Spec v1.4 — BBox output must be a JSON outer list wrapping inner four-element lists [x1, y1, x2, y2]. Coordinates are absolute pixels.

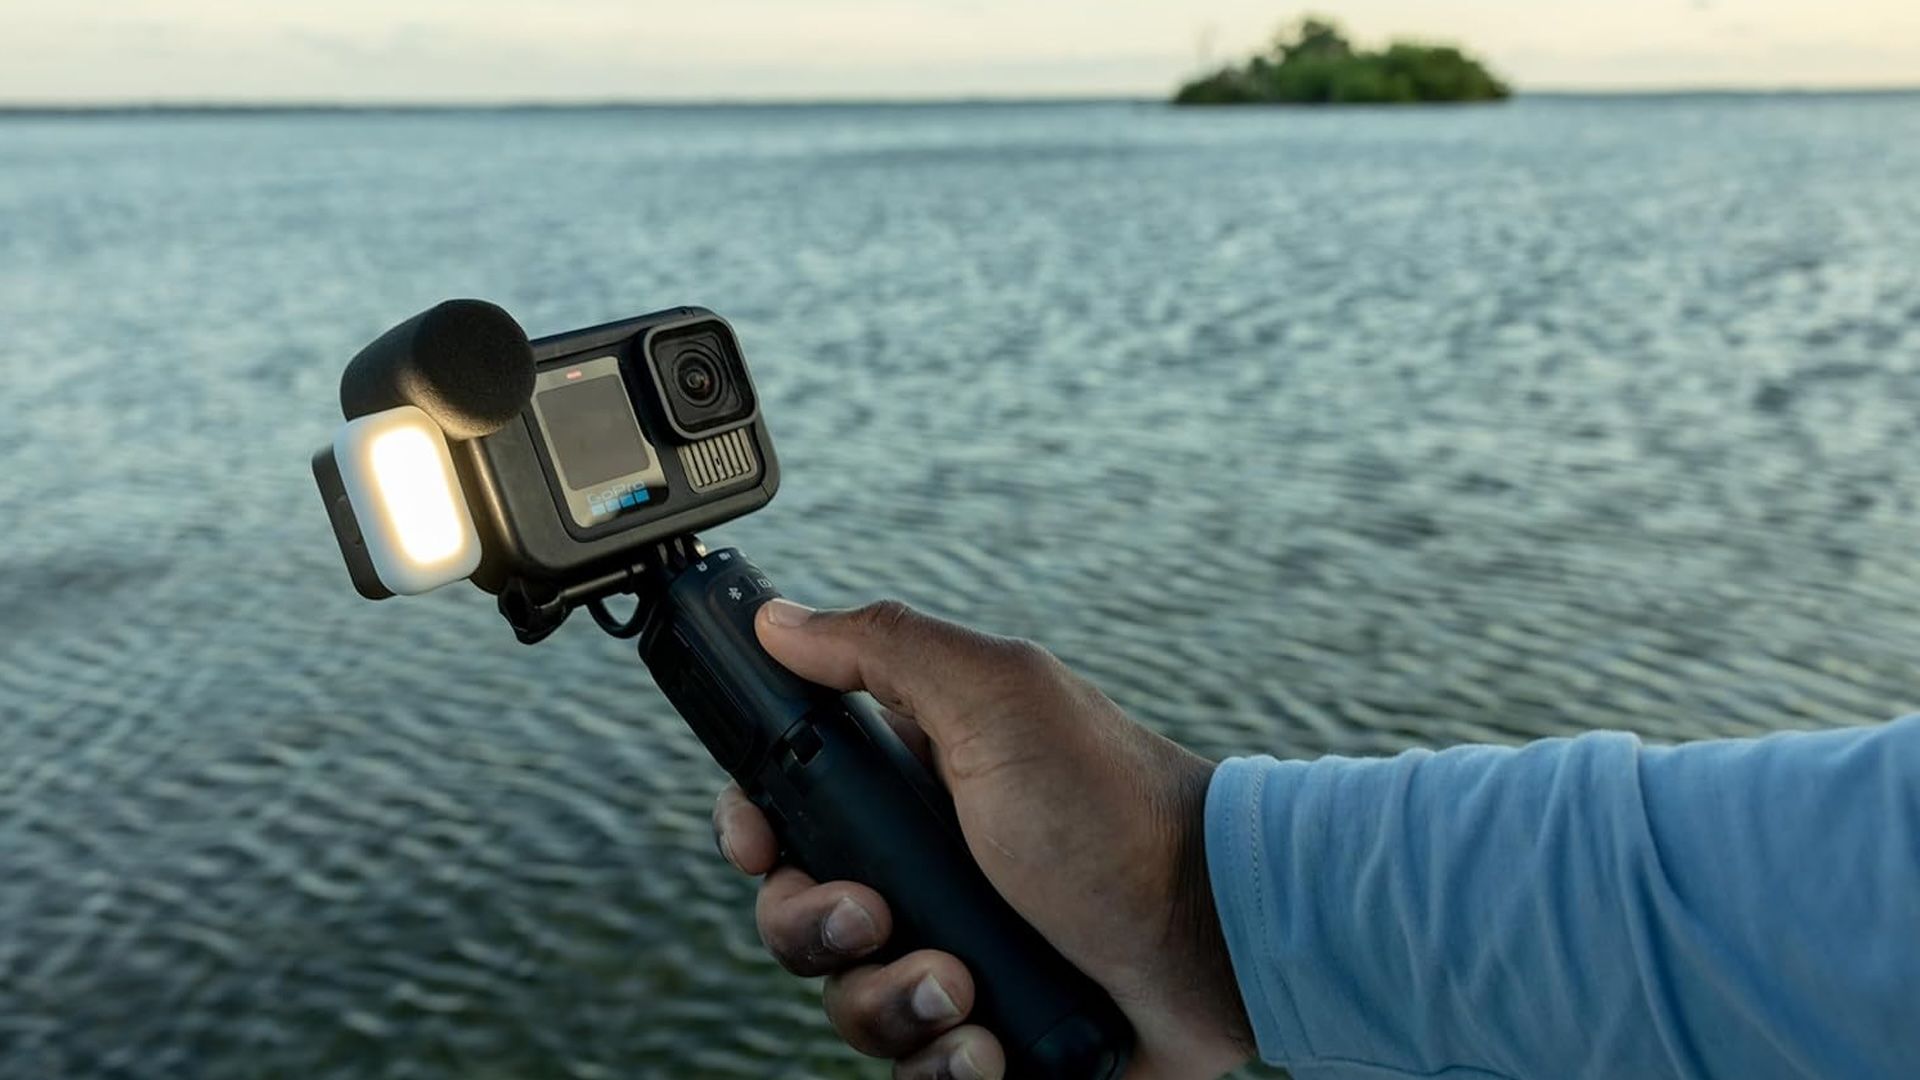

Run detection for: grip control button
[[721, 574, 765, 605], [787, 724, 824, 766], [718, 568, 780, 608]]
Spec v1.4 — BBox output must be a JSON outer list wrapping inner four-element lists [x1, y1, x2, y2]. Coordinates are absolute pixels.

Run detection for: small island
[[1175, 16, 1511, 106]]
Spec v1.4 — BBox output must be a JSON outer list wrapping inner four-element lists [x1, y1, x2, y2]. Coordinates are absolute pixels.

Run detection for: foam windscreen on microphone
[[340, 299, 536, 440]]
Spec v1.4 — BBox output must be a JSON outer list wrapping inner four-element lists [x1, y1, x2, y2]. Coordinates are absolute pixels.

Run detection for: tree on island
[[1175, 15, 1511, 105]]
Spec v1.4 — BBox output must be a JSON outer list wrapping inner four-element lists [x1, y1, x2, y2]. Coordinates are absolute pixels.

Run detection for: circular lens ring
[[675, 350, 723, 406]]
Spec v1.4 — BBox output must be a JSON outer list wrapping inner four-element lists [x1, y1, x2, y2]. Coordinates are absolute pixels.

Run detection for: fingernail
[[910, 973, 961, 1024], [948, 1043, 985, 1080], [760, 599, 815, 628], [713, 815, 738, 869], [821, 896, 877, 952]]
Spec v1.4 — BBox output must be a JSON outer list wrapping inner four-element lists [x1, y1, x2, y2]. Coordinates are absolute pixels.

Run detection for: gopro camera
[[460, 309, 777, 611], [312, 301, 1133, 1079], [314, 303, 780, 639]]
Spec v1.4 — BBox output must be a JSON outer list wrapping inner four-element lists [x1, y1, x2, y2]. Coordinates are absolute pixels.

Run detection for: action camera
[[314, 302, 781, 635], [312, 301, 1132, 1079], [456, 307, 776, 601]]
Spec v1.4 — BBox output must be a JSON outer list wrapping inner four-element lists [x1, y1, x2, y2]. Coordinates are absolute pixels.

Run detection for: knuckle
[[824, 972, 917, 1057], [753, 911, 801, 969], [755, 902, 819, 975], [852, 599, 917, 638], [985, 635, 1060, 682], [755, 876, 890, 976], [822, 973, 884, 1053], [975, 634, 1067, 691], [760, 922, 830, 975]]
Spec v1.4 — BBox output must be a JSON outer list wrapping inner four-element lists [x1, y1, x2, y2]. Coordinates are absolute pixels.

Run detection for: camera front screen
[[529, 355, 668, 530], [539, 375, 650, 489]]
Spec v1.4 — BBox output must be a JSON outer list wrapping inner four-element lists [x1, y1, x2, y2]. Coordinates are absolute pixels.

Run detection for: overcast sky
[[5, 0, 1918, 104]]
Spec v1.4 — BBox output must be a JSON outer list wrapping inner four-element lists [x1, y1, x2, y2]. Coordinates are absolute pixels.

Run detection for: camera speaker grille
[[677, 428, 759, 492]]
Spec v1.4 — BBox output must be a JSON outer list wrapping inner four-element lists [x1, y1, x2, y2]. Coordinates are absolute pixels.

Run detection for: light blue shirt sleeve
[[1204, 717, 1920, 1080]]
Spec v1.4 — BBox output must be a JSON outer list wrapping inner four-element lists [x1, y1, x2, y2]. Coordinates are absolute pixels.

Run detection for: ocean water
[[2, 95, 1919, 1078]]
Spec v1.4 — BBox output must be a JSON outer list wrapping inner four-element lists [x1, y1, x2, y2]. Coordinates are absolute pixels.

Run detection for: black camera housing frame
[[454, 306, 780, 600]]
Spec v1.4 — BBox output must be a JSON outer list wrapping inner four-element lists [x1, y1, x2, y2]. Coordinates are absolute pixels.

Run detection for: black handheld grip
[[638, 550, 1133, 1079]]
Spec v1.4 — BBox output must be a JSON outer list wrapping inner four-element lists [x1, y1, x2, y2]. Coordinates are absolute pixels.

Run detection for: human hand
[[711, 599, 1254, 1079]]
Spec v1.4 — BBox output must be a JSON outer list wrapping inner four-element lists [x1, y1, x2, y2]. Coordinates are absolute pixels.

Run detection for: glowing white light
[[333, 406, 481, 595], [369, 426, 466, 565]]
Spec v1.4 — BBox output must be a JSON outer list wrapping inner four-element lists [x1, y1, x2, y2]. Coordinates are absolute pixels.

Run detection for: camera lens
[[647, 321, 756, 438], [676, 352, 721, 406]]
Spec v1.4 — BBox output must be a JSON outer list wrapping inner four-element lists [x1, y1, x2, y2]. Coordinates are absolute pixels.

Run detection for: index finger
[[754, 600, 1036, 744]]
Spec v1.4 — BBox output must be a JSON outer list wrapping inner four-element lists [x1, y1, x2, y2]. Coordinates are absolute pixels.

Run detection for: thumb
[[754, 598, 1034, 742]]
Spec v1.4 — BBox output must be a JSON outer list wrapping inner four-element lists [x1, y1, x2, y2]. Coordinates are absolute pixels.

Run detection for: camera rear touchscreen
[[529, 354, 667, 529]]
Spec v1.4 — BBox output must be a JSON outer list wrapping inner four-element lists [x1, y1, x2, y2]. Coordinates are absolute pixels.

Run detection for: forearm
[[1205, 717, 1920, 1080]]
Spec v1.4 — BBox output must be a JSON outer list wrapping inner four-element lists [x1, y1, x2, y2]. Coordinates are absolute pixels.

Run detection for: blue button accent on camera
[[619, 493, 637, 508], [632, 488, 652, 504]]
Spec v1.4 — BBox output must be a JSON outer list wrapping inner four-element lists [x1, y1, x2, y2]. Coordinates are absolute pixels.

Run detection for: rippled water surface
[[3, 96, 1920, 1078]]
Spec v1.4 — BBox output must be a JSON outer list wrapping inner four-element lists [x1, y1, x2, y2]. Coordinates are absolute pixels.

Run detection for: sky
[[4, 0, 1918, 105]]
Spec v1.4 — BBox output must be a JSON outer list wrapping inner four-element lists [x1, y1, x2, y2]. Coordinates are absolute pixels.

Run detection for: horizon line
[[3, 86, 1919, 115]]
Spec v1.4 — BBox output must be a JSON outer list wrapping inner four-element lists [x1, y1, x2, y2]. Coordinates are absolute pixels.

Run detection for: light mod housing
[[313, 406, 482, 598]]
